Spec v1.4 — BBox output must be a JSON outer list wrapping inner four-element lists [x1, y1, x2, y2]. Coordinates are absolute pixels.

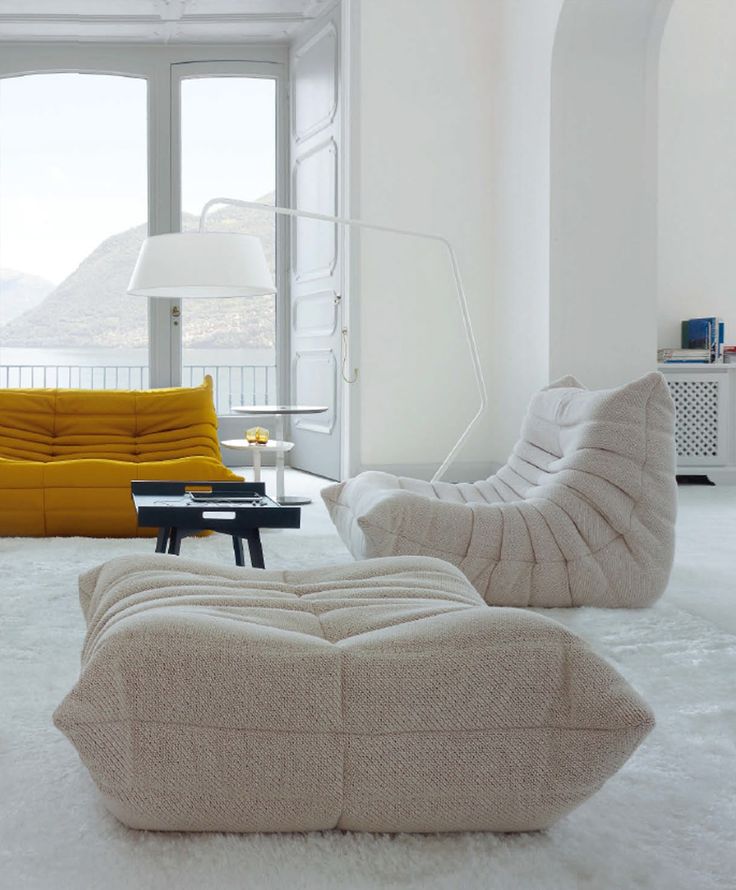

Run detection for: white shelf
[[657, 363, 736, 370]]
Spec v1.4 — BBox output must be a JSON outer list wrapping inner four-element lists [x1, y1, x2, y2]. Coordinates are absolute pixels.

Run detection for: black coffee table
[[131, 481, 301, 568]]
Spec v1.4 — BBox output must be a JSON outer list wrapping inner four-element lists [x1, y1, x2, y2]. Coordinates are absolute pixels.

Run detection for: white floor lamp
[[128, 199, 487, 483]]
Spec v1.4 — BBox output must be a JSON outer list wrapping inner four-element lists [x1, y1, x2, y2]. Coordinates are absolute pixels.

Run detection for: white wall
[[549, 0, 670, 390], [658, 0, 736, 350], [487, 0, 564, 462], [348, 0, 562, 477], [347, 0, 677, 479]]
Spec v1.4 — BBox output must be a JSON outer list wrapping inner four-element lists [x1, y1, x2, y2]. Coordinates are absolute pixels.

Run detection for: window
[[179, 74, 277, 410], [0, 73, 148, 388], [0, 48, 287, 411]]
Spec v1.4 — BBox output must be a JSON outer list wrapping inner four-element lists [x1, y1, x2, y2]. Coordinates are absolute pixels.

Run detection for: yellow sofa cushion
[[0, 377, 224, 462], [0, 378, 242, 537]]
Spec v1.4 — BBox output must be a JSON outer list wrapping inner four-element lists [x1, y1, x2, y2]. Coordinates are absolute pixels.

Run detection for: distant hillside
[[0, 197, 276, 349], [0, 268, 55, 326]]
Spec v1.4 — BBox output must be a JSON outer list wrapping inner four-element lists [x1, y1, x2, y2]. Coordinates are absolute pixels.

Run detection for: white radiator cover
[[659, 364, 736, 481]]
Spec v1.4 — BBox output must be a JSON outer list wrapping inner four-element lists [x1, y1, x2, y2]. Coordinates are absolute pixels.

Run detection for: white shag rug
[[1, 480, 735, 890]]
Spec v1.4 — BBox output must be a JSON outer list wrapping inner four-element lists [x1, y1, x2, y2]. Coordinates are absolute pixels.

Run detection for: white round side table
[[220, 439, 295, 498], [231, 405, 328, 505]]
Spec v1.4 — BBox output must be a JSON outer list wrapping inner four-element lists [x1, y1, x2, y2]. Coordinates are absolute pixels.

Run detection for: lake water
[[0, 346, 276, 367], [0, 346, 277, 411]]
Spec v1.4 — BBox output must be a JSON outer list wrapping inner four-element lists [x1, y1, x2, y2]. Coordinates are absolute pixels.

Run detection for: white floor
[[1, 474, 735, 890]]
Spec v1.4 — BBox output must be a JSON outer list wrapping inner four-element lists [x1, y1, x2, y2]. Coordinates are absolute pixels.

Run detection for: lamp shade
[[127, 232, 275, 298]]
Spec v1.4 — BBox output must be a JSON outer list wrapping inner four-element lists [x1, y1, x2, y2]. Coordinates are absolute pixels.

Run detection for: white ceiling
[[0, 0, 335, 43]]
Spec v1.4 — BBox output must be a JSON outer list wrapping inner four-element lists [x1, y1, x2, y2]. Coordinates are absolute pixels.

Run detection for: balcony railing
[[0, 364, 277, 414]]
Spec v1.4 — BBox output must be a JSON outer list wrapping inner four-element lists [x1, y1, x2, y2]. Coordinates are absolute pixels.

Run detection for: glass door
[[173, 61, 286, 414], [0, 72, 148, 389], [0, 49, 288, 405]]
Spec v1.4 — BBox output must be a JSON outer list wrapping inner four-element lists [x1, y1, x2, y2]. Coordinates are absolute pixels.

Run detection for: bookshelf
[[658, 363, 736, 482]]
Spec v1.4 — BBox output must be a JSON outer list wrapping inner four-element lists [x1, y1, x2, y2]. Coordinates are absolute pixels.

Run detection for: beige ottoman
[[54, 554, 653, 833]]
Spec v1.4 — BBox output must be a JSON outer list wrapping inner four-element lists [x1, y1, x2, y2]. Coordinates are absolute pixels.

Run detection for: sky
[[0, 72, 275, 284]]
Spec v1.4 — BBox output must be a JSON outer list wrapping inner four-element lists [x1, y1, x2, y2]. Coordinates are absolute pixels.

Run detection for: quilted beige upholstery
[[323, 373, 677, 608], [54, 554, 654, 833]]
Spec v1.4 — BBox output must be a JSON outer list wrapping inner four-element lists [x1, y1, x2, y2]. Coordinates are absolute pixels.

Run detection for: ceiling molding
[[0, 13, 313, 25], [0, 1, 335, 41]]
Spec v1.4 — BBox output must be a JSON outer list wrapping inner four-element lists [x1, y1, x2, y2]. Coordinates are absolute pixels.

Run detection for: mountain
[[0, 268, 55, 326], [0, 197, 276, 349]]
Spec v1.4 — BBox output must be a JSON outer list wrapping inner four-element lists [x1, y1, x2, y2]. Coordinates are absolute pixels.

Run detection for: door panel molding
[[292, 20, 338, 143], [292, 289, 339, 337], [292, 136, 338, 282], [292, 348, 337, 434]]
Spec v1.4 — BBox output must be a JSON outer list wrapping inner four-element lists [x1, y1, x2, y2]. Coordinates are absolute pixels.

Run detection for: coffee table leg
[[167, 527, 182, 556], [232, 535, 245, 567], [155, 527, 170, 553], [244, 529, 265, 569]]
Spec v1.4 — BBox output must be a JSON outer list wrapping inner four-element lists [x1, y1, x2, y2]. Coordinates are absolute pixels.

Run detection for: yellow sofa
[[0, 376, 241, 537]]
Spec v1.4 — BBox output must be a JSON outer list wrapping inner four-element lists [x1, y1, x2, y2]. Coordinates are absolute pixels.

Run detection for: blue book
[[681, 317, 725, 361]]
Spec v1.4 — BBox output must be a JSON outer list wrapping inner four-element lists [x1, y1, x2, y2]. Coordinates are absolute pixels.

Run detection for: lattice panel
[[666, 379, 720, 459]]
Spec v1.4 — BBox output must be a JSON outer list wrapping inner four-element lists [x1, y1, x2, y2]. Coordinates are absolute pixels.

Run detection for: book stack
[[681, 316, 725, 362], [658, 316, 726, 364], [658, 347, 711, 364]]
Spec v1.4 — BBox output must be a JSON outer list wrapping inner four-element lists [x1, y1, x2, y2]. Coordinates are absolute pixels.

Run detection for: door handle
[[341, 327, 358, 384]]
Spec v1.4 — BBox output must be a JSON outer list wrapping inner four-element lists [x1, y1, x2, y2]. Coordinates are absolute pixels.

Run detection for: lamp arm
[[199, 197, 487, 483]]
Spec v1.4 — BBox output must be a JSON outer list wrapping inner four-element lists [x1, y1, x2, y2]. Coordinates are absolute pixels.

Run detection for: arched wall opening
[[549, 0, 673, 389], [657, 0, 736, 353], [346, 0, 685, 476]]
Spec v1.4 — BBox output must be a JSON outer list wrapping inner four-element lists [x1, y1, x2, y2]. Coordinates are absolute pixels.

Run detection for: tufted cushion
[[54, 554, 654, 834], [0, 377, 222, 463], [322, 372, 677, 608]]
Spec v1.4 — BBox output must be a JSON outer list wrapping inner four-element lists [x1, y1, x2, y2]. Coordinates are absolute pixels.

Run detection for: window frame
[[171, 59, 288, 403], [0, 43, 289, 398]]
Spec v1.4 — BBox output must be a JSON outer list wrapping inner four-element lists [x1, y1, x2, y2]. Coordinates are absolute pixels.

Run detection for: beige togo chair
[[323, 372, 677, 608]]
